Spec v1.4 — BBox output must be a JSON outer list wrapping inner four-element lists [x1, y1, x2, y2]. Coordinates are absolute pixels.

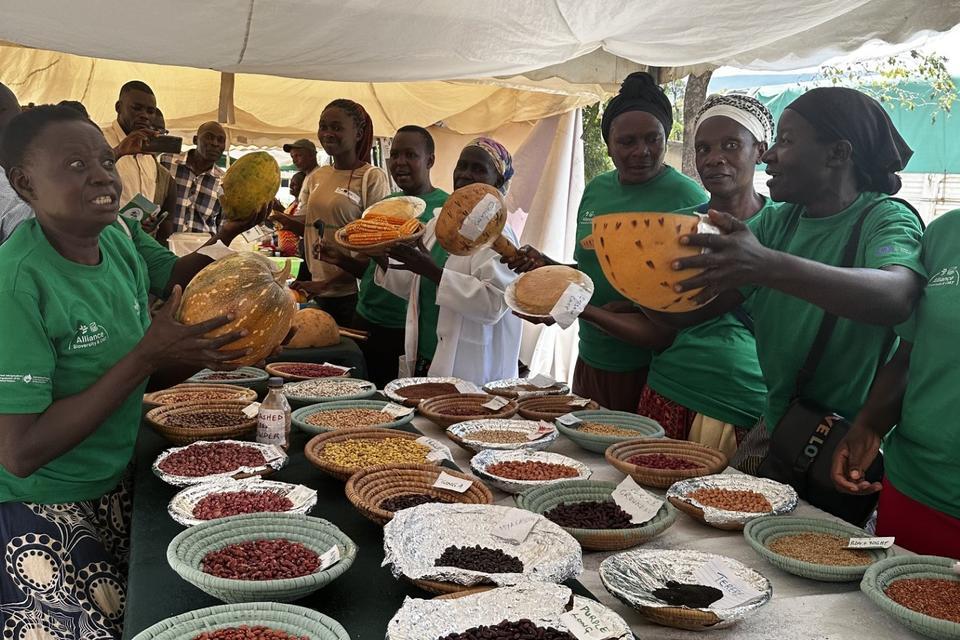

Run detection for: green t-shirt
[[417, 240, 450, 361], [574, 167, 705, 372], [355, 188, 449, 329], [646, 199, 777, 427], [0, 217, 176, 503], [747, 192, 924, 431], [885, 209, 960, 518]]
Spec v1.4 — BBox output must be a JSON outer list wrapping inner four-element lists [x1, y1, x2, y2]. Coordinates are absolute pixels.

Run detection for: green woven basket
[[130, 602, 349, 640], [167, 512, 357, 604], [555, 410, 664, 453], [292, 400, 415, 434], [187, 367, 270, 391], [744, 515, 893, 582], [861, 555, 960, 640], [515, 479, 676, 551], [282, 377, 378, 408]]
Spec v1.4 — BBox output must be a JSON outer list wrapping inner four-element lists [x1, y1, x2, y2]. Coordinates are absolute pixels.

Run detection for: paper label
[[527, 373, 556, 388], [527, 421, 556, 440], [550, 282, 592, 329], [321, 362, 352, 374], [256, 408, 287, 445], [174, 494, 195, 516], [381, 402, 415, 418], [556, 413, 582, 426], [692, 558, 765, 609], [285, 485, 315, 505], [416, 436, 450, 462], [455, 381, 480, 394], [559, 602, 616, 640], [492, 509, 540, 544], [482, 395, 510, 410], [611, 476, 663, 525], [432, 471, 473, 493], [318, 545, 341, 571], [240, 225, 272, 244], [569, 396, 591, 407], [846, 537, 895, 549], [196, 240, 235, 260], [242, 402, 261, 418], [262, 445, 286, 464], [459, 193, 502, 241]]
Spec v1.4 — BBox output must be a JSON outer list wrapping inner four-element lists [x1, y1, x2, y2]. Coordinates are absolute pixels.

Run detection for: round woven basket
[[143, 384, 257, 409], [129, 602, 349, 640], [446, 419, 557, 453], [418, 393, 518, 428], [517, 395, 599, 421], [605, 438, 728, 488], [167, 512, 357, 604], [186, 367, 270, 390], [861, 555, 960, 640], [344, 463, 493, 525], [282, 376, 378, 408], [666, 474, 797, 531], [265, 361, 352, 382], [557, 411, 664, 453], [145, 400, 257, 446], [304, 428, 446, 481], [744, 515, 893, 582], [292, 400, 415, 435], [334, 221, 426, 256], [516, 480, 676, 551]]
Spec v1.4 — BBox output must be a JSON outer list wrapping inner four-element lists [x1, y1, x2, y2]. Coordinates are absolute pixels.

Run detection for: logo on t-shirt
[[69, 321, 109, 351], [0, 373, 51, 385], [580, 210, 596, 225], [928, 266, 959, 287]]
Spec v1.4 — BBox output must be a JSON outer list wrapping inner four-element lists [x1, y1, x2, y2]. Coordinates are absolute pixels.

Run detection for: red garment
[[638, 384, 696, 440], [876, 477, 960, 559]]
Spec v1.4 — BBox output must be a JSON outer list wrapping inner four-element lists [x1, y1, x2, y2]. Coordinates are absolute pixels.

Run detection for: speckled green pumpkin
[[219, 152, 281, 221]]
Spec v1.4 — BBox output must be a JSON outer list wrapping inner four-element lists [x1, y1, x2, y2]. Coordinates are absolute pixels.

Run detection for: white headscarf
[[694, 94, 774, 144]]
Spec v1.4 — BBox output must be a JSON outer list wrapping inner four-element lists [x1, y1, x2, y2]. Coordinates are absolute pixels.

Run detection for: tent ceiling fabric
[[2, 1, 958, 82]]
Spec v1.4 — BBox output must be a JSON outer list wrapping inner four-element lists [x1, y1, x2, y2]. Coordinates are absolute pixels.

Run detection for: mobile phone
[[142, 134, 183, 154], [313, 220, 325, 236]]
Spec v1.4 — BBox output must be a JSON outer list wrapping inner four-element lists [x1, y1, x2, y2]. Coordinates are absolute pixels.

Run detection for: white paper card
[[492, 509, 540, 544], [846, 537, 895, 549], [381, 402, 415, 418], [262, 445, 286, 464], [527, 373, 556, 388], [286, 485, 315, 505], [556, 413, 582, 426], [692, 558, 765, 609], [318, 545, 341, 571], [482, 395, 510, 410], [241, 402, 261, 419], [455, 381, 480, 394], [321, 362, 352, 374], [417, 436, 450, 462], [569, 396, 591, 407], [527, 421, 556, 440], [197, 240, 235, 260], [559, 602, 617, 640], [459, 193, 502, 241], [549, 282, 592, 329], [432, 471, 473, 493], [611, 476, 663, 525], [240, 225, 272, 244]]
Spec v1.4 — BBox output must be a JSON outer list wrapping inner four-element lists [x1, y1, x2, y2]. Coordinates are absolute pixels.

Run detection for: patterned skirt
[[0, 479, 131, 639]]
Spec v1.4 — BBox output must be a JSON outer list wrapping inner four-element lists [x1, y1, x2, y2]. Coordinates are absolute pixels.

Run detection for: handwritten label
[[432, 471, 473, 493], [527, 373, 556, 388], [459, 193, 502, 241], [550, 282, 592, 329], [286, 485, 316, 505], [692, 558, 765, 609], [482, 395, 510, 410], [611, 476, 663, 525], [321, 362, 351, 375], [417, 436, 450, 462], [262, 445, 286, 464], [381, 402, 415, 418], [846, 537, 895, 550], [569, 396, 591, 407], [455, 381, 481, 394], [492, 509, 540, 544], [559, 602, 615, 640], [556, 413, 582, 427], [318, 545, 341, 571], [241, 402, 261, 419], [527, 421, 556, 440]]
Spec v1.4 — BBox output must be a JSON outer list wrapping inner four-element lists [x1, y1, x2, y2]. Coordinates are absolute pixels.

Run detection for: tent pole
[[218, 71, 236, 167]]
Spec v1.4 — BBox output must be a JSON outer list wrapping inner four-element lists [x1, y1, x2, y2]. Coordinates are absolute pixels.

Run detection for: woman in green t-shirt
[[0, 106, 264, 639], [833, 210, 960, 557]]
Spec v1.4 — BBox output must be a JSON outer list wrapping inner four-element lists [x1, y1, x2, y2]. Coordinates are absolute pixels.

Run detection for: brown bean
[[485, 460, 579, 481]]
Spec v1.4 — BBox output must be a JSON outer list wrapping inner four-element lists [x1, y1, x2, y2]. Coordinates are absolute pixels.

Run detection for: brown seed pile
[[438, 620, 574, 640], [158, 442, 266, 477], [192, 491, 293, 520], [200, 372, 255, 381], [156, 389, 250, 405], [273, 363, 346, 378], [283, 379, 369, 398], [767, 533, 873, 566], [434, 545, 524, 573], [320, 438, 431, 468], [201, 539, 320, 580], [192, 627, 308, 640], [686, 488, 772, 512], [628, 453, 701, 470], [486, 460, 580, 481], [163, 410, 249, 429], [885, 578, 960, 623], [304, 408, 388, 429], [379, 492, 451, 512], [440, 405, 496, 417], [463, 429, 528, 443], [577, 422, 638, 436], [396, 382, 459, 401]]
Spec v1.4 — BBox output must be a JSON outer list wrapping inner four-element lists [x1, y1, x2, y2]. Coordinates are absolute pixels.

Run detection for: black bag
[[756, 198, 918, 526]]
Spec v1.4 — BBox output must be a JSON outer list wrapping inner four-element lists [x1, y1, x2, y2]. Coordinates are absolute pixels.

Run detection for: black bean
[[434, 545, 523, 573], [379, 493, 451, 512], [543, 500, 639, 529], [438, 619, 575, 640]]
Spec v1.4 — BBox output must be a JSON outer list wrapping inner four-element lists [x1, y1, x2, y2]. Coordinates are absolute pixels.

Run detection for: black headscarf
[[601, 72, 673, 143], [787, 87, 913, 195]]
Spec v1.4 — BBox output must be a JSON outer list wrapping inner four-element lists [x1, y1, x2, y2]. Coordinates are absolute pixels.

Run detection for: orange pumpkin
[[435, 183, 515, 257], [285, 308, 339, 349], [177, 252, 296, 365]]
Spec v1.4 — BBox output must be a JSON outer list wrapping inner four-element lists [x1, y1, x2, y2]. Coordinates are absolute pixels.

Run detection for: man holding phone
[[159, 121, 227, 235]]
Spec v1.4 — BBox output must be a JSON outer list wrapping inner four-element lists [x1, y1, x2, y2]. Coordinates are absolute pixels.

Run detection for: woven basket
[[557, 411, 664, 453], [516, 480, 676, 551], [187, 367, 270, 390], [666, 474, 797, 531], [344, 463, 493, 525], [433, 587, 495, 600], [517, 395, 599, 421], [265, 361, 352, 382], [292, 400, 415, 435], [143, 384, 257, 409], [744, 515, 893, 582], [304, 428, 446, 481], [861, 555, 960, 640], [446, 419, 557, 453], [167, 512, 357, 604], [605, 438, 728, 489], [334, 221, 426, 256], [129, 602, 349, 640], [146, 400, 257, 446], [418, 393, 518, 428]]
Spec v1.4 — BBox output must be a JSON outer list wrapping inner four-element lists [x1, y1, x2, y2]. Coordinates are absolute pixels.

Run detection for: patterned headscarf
[[465, 136, 514, 195], [694, 94, 775, 144]]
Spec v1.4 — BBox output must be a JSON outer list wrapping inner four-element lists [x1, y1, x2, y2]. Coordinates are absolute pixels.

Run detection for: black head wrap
[[601, 72, 673, 143], [786, 87, 913, 195]]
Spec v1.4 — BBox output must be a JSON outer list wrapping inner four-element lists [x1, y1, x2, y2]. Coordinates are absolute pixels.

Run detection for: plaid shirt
[[159, 151, 225, 234]]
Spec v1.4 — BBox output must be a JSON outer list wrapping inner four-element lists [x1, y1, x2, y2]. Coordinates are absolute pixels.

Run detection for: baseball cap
[[282, 138, 317, 153]]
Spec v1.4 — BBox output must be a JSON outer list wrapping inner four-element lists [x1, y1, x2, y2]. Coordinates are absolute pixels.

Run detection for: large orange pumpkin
[[285, 308, 340, 349], [177, 253, 296, 365], [435, 183, 510, 256]]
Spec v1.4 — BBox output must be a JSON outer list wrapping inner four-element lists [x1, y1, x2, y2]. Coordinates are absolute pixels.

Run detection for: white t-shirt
[[0, 171, 34, 246]]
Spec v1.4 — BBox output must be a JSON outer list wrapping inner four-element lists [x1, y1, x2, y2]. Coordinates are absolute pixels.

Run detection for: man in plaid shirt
[[159, 121, 227, 234]]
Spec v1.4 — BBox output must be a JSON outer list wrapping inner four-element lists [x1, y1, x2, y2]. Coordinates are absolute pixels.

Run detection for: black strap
[[730, 305, 755, 334]]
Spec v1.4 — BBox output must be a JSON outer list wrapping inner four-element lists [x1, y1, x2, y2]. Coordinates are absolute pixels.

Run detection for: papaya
[[219, 151, 281, 222]]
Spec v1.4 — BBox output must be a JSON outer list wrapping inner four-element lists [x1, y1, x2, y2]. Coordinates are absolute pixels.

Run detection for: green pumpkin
[[219, 152, 281, 221]]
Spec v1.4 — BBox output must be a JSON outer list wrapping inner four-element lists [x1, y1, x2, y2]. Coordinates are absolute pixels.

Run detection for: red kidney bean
[[158, 442, 267, 477], [274, 363, 346, 378], [626, 453, 701, 470], [192, 491, 293, 520], [201, 538, 320, 581], [191, 626, 308, 640]]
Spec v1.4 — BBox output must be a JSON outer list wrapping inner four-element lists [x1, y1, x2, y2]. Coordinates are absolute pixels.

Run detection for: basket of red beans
[[605, 438, 728, 489]]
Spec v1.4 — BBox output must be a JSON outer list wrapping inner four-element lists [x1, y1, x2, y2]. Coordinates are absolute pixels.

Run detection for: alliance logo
[[69, 321, 109, 351], [928, 266, 959, 287]]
